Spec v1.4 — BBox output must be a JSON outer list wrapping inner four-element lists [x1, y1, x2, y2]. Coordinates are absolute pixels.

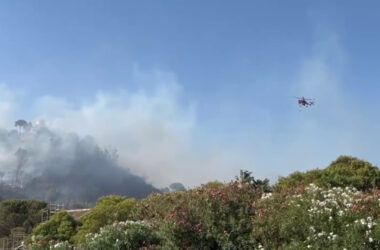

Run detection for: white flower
[[261, 193, 272, 199], [317, 232, 325, 237], [257, 244, 264, 250], [369, 237, 373, 243]]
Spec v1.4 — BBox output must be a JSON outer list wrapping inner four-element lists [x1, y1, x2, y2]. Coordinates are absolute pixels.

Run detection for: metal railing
[[0, 232, 27, 250], [41, 203, 64, 222]]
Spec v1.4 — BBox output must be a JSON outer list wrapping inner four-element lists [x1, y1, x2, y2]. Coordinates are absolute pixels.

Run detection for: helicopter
[[294, 96, 315, 107]]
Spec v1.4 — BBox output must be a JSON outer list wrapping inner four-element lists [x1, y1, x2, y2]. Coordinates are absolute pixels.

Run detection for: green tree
[[74, 195, 136, 243], [31, 211, 78, 244], [0, 200, 46, 237], [169, 182, 186, 191], [274, 155, 380, 191], [237, 170, 271, 192]]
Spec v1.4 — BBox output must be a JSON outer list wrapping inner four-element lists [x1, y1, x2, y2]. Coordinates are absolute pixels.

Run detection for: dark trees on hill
[[0, 199, 47, 237]]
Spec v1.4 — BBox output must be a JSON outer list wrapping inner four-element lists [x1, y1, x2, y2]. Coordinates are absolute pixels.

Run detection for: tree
[[74, 195, 136, 243], [14, 120, 32, 132], [274, 155, 380, 191], [0, 200, 46, 237], [236, 170, 271, 192], [31, 211, 78, 244], [169, 183, 186, 191], [15, 120, 28, 128]]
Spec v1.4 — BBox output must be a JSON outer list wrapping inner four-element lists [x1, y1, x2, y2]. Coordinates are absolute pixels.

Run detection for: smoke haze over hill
[[0, 77, 254, 189], [0, 123, 158, 206]]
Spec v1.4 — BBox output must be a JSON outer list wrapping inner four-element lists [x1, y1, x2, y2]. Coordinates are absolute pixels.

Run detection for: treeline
[[3, 155, 380, 249], [0, 120, 159, 207], [0, 200, 46, 238]]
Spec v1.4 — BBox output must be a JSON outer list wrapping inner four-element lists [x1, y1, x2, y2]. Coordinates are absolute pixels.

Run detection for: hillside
[[0, 125, 159, 207]]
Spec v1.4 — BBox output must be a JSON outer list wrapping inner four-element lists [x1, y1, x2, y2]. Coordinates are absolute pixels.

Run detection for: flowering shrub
[[137, 178, 264, 249], [83, 220, 160, 249], [253, 183, 380, 249], [49, 241, 72, 249], [26, 157, 380, 249], [30, 240, 72, 250]]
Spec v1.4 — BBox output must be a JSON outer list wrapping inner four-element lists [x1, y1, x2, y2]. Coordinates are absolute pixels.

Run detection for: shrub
[[83, 220, 160, 249], [30, 240, 72, 250], [0, 199, 46, 237], [137, 173, 265, 249], [31, 211, 78, 248], [21, 164, 380, 249], [74, 195, 136, 243], [253, 184, 380, 249], [275, 156, 380, 191]]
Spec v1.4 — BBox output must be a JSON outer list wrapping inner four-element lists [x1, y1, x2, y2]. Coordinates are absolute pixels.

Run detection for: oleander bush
[[83, 221, 160, 249], [27, 155, 380, 249], [253, 184, 380, 249]]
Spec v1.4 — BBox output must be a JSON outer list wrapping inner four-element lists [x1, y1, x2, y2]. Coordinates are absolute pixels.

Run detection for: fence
[[0, 231, 27, 250]]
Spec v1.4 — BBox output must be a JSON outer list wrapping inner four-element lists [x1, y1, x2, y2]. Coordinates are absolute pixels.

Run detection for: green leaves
[[31, 211, 78, 244], [74, 195, 136, 243], [275, 156, 380, 191], [84, 221, 161, 250], [0, 200, 46, 237], [9, 156, 380, 249], [136, 179, 262, 249]]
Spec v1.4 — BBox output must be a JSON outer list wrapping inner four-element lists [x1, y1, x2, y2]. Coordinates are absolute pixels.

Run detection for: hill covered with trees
[[0, 120, 159, 207]]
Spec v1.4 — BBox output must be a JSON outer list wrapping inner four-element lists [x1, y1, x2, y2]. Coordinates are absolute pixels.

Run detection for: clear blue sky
[[0, 1, 379, 185]]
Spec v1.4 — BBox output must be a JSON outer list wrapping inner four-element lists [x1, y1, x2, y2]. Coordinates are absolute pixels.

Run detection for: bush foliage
[[74, 195, 136, 243], [31, 211, 79, 247], [0, 199, 46, 237], [84, 221, 161, 249], [26, 155, 380, 249], [275, 156, 380, 192]]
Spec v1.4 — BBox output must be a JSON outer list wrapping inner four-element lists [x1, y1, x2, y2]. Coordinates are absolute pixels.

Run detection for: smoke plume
[[0, 122, 158, 207]]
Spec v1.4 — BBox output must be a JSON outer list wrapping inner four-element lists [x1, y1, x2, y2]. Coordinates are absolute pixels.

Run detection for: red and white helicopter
[[294, 96, 315, 107]]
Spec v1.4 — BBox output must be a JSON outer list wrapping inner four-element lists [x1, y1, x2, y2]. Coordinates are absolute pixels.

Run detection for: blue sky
[[0, 1, 380, 186]]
